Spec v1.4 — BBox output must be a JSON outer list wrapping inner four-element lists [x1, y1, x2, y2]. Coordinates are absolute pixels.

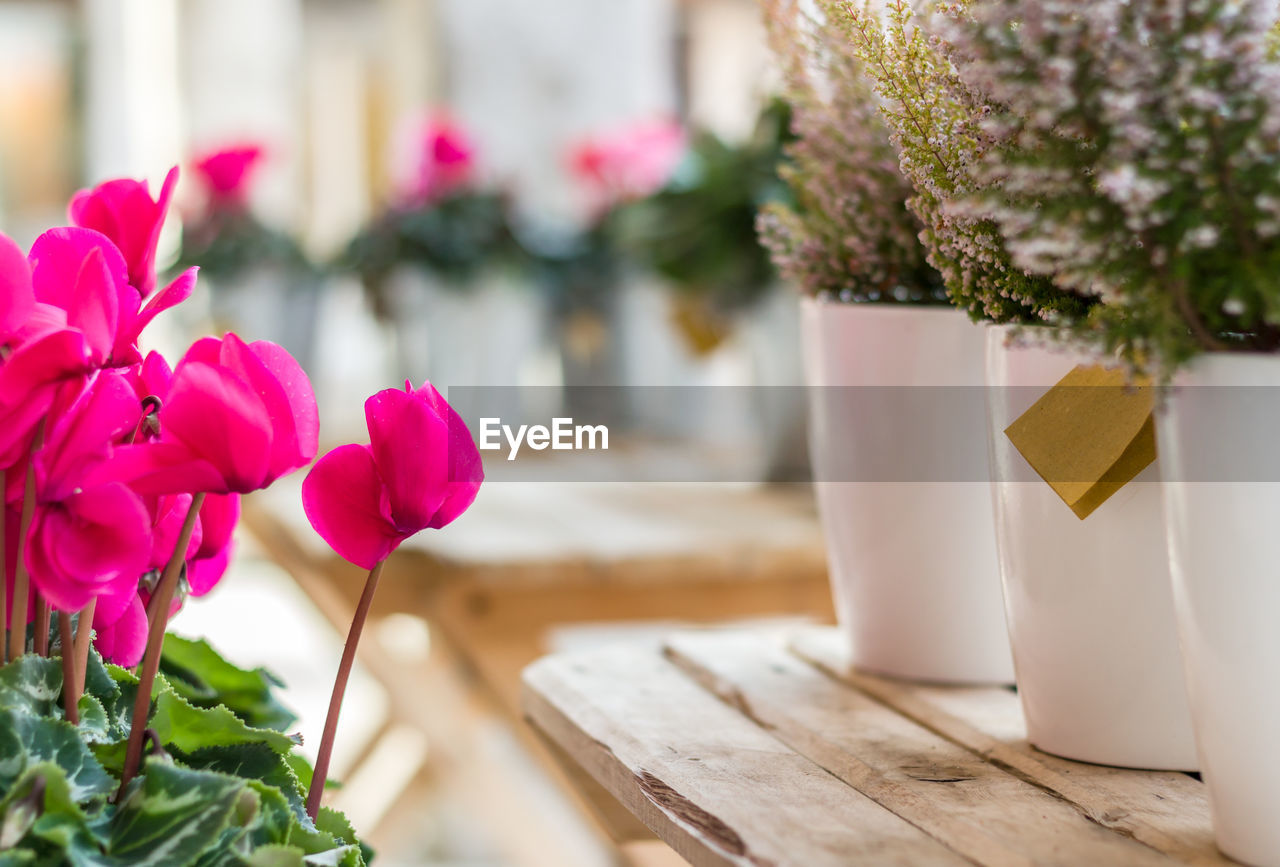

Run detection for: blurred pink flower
[[302, 381, 483, 569], [405, 116, 475, 204], [103, 333, 318, 495], [69, 167, 178, 298], [193, 143, 266, 206], [569, 119, 685, 209]]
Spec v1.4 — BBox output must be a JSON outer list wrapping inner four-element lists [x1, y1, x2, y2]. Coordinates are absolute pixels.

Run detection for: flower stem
[[118, 491, 205, 793], [305, 559, 384, 820], [59, 613, 78, 724], [8, 421, 44, 662], [73, 599, 96, 696], [33, 596, 49, 656]]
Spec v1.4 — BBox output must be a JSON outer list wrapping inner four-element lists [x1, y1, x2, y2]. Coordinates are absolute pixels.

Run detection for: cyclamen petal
[[188, 544, 232, 597], [92, 592, 147, 667], [26, 483, 151, 612], [155, 361, 274, 493], [69, 166, 177, 298], [304, 381, 482, 569], [146, 492, 205, 572], [0, 233, 35, 342], [193, 493, 240, 561], [302, 443, 402, 570], [365, 385, 449, 531], [106, 334, 317, 495], [38, 371, 138, 501]]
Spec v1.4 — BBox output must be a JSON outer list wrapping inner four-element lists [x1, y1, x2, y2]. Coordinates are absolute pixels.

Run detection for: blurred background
[[0, 1, 833, 864]]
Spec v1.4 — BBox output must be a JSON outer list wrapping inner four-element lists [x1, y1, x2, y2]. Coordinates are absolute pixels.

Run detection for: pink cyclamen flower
[[403, 116, 475, 204], [26, 227, 196, 368], [193, 144, 266, 206], [69, 167, 178, 299], [92, 589, 147, 667], [569, 119, 685, 207], [104, 333, 319, 495], [187, 492, 240, 596], [26, 371, 151, 612], [302, 381, 483, 570], [0, 233, 35, 346]]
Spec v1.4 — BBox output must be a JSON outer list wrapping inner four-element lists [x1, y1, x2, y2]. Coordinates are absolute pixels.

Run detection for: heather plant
[[837, 0, 1094, 324], [758, 0, 944, 304], [938, 0, 1280, 371]]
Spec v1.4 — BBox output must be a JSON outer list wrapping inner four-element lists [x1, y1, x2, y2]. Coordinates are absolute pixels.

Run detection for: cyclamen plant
[[837, 0, 1094, 324], [757, 0, 944, 303], [938, 0, 1280, 370], [177, 142, 315, 285], [339, 115, 526, 319], [302, 379, 483, 818], [0, 169, 379, 864]]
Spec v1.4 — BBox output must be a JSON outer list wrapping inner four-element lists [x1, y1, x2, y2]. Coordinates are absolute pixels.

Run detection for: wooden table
[[524, 626, 1233, 866], [243, 479, 833, 864]]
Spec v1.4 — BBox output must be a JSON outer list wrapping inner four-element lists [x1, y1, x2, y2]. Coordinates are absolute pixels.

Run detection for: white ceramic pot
[[1159, 353, 1280, 866], [985, 326, 1197, 769], [801, 298, 1014, 683], [386, 267, 550, 392]]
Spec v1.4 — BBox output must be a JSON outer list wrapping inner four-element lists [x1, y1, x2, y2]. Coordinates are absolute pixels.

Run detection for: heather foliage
[[941, 0, 1280, 369], [758, 0, 944, 303], [839, 0, 1094, 324]]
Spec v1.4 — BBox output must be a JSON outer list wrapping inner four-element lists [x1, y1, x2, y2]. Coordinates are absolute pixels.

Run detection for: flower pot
[[385, 266, 551, 402], [800, 298, 1014, 683], [985, 326, 1196, 769], [207, 267, 324, 372], [1158, 352, 1280, 865]]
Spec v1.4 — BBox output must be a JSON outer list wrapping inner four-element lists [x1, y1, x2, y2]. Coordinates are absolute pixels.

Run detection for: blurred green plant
[[336, 191, 530, 321], [176, 209, 316, 286], [613, 101, 793, 329]]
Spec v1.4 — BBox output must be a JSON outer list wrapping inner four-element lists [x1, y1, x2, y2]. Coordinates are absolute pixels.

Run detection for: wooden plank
[[523, 646, 972, 867], [666, 631, 1174, 867], [790, 628, 1227, 866]]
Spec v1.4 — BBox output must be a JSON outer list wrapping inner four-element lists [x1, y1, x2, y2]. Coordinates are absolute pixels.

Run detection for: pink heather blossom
[[302, 381, 483, 570], [69, 167, 178, 298], [193, 143, 266, 207], [569, 119, 685, 209], [403, 116, 475, 204], [104, 333, 319, 495]]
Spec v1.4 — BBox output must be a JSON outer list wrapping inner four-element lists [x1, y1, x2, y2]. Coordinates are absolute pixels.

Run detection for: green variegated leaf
[[315, 808, 372, 865], [302, 845, 362, 867], [0, 709, 114, 803], [76, 694, 112, 745], [161, 636, 297, 732], [0, 763, 109, 864], [108, 760, 249, 865], [243, 844, 307, 867], [82, 652, 120, 709], [0, 657, 62, 718], [93, 682, 299, 776], [175, 743, 307, 823]]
